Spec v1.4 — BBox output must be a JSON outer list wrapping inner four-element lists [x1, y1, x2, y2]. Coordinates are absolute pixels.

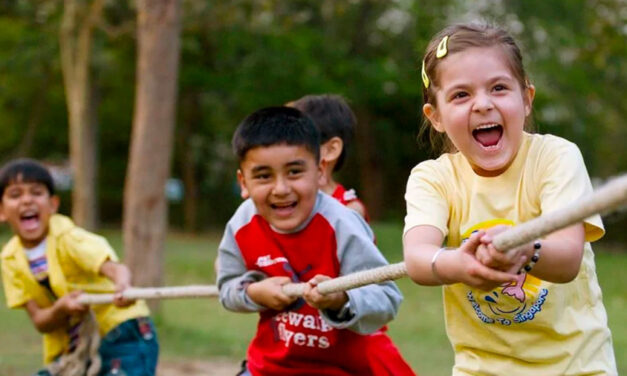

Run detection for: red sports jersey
[[330, 184, 409, 373], [331, 183, 370, 222], [218, 193, 414, 376]]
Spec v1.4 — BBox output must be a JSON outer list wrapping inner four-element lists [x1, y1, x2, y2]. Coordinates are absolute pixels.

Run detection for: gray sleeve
[[216, 221, 267, 312], [319, 208, 403, 334]]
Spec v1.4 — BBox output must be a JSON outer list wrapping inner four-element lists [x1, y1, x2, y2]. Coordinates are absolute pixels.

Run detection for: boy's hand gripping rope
[[78, 174, 627, 304]]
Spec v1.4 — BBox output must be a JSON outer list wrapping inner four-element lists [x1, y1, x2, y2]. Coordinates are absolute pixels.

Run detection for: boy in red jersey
[[288, 94, 369, 220], [217, 107, 414, 375], [289, 95, 416, 372]]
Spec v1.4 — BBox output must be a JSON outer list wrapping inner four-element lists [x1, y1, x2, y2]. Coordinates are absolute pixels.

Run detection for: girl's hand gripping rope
[[447, 231, 519, 291], [476, 225, 535, 274]]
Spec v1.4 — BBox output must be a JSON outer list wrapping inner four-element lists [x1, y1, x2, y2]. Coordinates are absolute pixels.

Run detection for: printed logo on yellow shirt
[[461, 219, 548, 326]]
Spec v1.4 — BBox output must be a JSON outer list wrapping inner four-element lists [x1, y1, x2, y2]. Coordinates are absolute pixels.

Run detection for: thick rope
[[283, 173, 627, 297], [282, 262, 408, 297], [491, 174, 627, 250], [46, 311, 101, 376], [78, 174, 627, 303], [78, 285, 218, 305]]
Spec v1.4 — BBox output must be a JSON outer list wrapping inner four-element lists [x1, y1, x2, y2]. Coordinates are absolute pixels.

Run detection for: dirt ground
[[158, 358, 241, 376]]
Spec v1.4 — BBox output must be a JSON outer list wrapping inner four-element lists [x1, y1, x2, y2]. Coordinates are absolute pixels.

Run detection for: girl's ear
[[524, 84, 536, 116], [423, 103, 444, 133], [0, 204, 6, 222], [236, 169, 249, 199]]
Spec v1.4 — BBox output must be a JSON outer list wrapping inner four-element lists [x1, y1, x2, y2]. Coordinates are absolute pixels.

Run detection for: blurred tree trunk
[[177, 91, 200, 232], [354, 109, 384, 220], [59, 0, 103, 230], [124, 0, 181, 310], [348, 0, 385, 220]]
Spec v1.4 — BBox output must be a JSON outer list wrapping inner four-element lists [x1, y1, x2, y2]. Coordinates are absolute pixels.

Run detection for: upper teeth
[[475, 123, 499, 130]]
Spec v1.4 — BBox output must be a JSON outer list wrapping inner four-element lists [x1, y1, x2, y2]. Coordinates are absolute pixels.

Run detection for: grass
[[0, 223, 625, 375]]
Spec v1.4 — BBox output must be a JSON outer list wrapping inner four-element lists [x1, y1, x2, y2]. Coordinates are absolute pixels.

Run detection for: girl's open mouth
[[473, 124, 503, 148]]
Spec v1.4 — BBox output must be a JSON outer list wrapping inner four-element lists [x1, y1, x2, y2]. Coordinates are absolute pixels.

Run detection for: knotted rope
[[46, 311, 101, 376], [78, 173, 627, 303]]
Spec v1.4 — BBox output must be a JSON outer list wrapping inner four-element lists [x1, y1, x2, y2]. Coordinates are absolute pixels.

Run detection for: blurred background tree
[[123, 0, 181, 305], [0, 0, 625, 234], [59, 0, 104, 231]]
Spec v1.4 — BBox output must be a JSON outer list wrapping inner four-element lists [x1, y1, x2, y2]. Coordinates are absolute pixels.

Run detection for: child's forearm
[[525, 224, 585, 283], [405, 227, 521, 290], [219, 271, 268, 312], [403, 225, 450, 285], [404, 244, 450, 285], [330, 281, 401, 334], [99, 260, 132, 289], [25, 299, 71, 333]]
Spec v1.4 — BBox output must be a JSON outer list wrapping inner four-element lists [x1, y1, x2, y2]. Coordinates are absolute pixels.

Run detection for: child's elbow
[[33, 320, 55, 333], [405, 262, 431, 286], [555, 263, 581, 283], [25, 303, 56, 333], [407, 272, 425, 285], [36, 326, 52, 334], [550, 255, 584, 283]]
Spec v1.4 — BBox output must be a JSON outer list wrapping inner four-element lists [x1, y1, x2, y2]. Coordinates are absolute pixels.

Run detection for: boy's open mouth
[[473, 124, 503, 148], [271, 202, 297, 211], [20, 211, 40, 231]]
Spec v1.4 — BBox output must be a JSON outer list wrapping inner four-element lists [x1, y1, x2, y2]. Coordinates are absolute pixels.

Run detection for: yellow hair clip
[[421, 60, 430, 89], [436, 35, 449, 58]]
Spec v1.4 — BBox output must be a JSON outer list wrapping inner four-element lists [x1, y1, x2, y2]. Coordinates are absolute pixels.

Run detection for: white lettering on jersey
[[255, 255, 288, 268]]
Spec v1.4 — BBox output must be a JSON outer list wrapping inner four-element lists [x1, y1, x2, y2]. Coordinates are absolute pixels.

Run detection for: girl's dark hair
[[420, 23, 533, 154], [0, 158, 55, 197], [289, 94, 356, 171], [232, 106, 320, 162]]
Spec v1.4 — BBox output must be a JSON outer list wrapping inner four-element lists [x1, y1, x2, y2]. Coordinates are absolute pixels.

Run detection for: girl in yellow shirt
[[403, 23, 616, 375]]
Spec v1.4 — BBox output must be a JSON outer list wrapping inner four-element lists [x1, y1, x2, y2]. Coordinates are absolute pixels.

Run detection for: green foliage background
[[0, 1, 625, 372], [0, 0, 625, 230]]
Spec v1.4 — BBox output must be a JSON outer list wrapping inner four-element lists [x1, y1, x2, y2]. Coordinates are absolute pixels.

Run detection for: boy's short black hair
[[232, 106, 320, 163], [0, 158, 55, 197], [289, 94, 356, 171]]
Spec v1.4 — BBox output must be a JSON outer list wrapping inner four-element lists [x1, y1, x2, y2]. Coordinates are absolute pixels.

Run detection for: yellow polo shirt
[[404, 133, 616, 375], [1, 214, 149, 364]]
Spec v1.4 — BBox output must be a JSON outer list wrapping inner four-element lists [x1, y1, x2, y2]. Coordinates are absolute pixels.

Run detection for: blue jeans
[[34, 317, 159, 376], [236, 360, 252, 376], [98, 317, 159, 376]]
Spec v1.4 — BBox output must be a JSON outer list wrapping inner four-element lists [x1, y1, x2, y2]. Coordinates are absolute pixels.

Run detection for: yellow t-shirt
[[1, 214, 149, 364], [404, 133, 616, 375]]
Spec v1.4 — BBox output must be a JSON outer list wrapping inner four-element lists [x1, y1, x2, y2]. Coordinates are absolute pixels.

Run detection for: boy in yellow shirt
[[0, 158, 158, 375]]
